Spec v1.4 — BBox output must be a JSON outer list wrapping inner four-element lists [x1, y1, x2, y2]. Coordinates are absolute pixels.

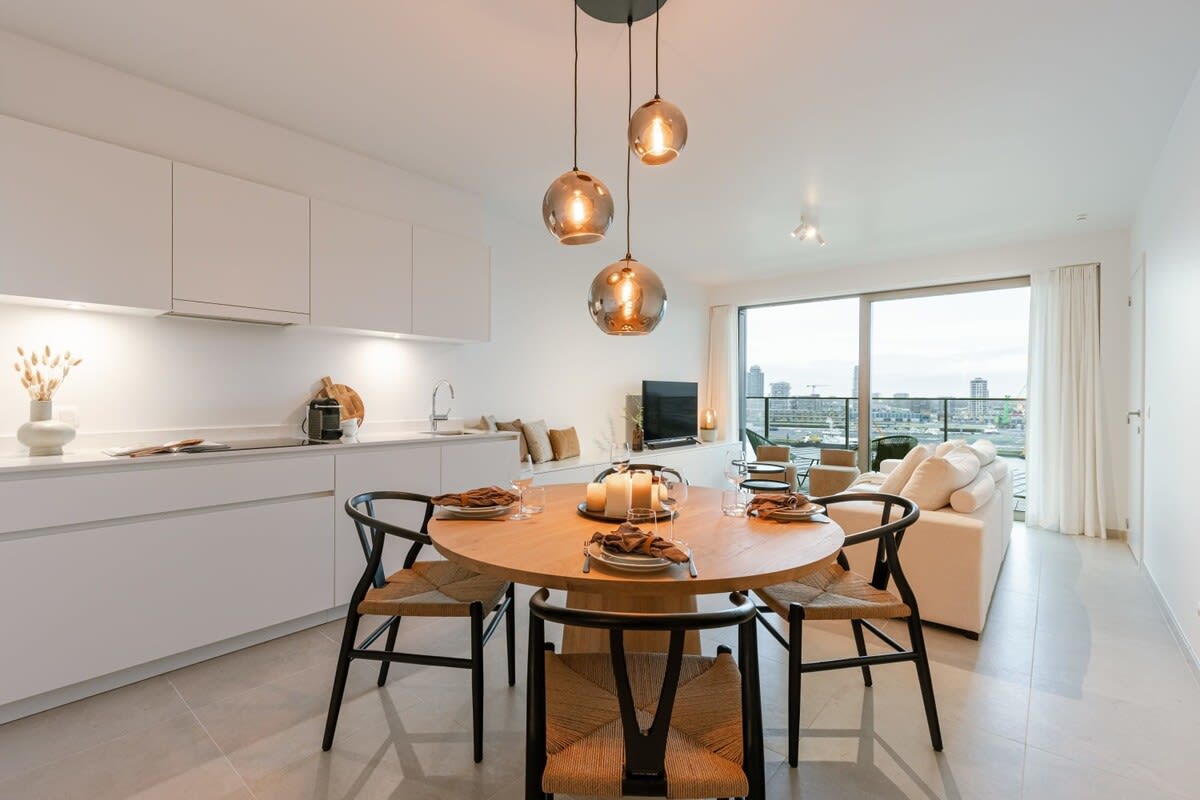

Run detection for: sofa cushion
[[984, 458, 1010, 484], [934, 439, 967, 457], [969, 439, 997, 466], [522, 420, 554, 463], [879, 444, 930, 494], [950, 471, 996, 513], [900, 446, 981, 510], [496, 418, 528, 461], [548, 427, 580, 460]]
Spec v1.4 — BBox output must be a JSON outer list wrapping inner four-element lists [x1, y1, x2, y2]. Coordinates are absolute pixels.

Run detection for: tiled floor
[[1, 523, 1197, 799]]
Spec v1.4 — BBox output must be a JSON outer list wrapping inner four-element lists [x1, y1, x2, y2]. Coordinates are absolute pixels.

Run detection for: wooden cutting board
[[318, 376, 365, 424]]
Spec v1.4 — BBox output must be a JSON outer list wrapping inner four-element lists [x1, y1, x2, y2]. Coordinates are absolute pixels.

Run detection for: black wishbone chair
[[592, 463, 686, 485], [322, 491, 516, 763], [753, 492, 942, 767], [525, 590, 765, 800]]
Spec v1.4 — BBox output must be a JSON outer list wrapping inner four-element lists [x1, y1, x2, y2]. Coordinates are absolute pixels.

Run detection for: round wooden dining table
[[429, 483, 845, 653]]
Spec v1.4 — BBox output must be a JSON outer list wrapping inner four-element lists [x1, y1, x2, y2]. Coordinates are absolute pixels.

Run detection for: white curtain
[[705, 305, 739, 442], [1026, 263, 1108, 537]]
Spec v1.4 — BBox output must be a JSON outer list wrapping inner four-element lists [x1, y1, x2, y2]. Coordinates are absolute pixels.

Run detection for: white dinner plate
[[588, 542, 689, 572], [768, 503, 827, 521], [441, 504, 513, 519]]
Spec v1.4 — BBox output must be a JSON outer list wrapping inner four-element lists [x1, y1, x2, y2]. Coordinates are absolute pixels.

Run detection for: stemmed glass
[[661, 473, 688, 542], [610, 442, 632, 474], [725, 459, 748, 489], [510, 454, 535, 521]]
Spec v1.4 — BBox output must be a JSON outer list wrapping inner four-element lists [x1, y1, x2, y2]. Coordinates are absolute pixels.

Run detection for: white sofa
[[827, 449, 1013, 638]]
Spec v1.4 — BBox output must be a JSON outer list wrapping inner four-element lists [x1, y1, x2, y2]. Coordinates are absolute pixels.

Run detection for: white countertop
[[0, 428, 518, 477]]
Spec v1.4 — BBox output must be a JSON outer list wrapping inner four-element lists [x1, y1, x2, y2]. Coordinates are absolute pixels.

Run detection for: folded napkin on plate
[[432, 486, 519, 507], [590, 523, 690, 563], [747, 492, 811, 519]]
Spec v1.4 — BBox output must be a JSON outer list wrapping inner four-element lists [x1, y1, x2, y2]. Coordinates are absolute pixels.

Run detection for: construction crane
[[805, 383, 829, 396]]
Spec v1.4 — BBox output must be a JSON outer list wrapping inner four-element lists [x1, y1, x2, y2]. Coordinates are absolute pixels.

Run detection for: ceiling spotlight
[[790, 217, 826, 246]]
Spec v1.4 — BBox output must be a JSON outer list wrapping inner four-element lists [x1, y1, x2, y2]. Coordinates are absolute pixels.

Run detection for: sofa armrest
[[879, 459, 901, 474]]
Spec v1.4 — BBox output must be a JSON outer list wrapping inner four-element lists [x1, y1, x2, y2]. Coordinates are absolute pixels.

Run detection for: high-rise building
[[746, 365, 764, 397], [970, 377, 989, 418], [769, 381, 791, 397]]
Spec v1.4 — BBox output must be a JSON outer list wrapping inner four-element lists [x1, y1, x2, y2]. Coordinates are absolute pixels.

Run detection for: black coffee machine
[[307, 397, 343, 441]]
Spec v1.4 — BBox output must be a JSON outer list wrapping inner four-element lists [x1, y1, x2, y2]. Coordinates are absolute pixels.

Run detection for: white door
[[1127, 257, 1146, 562]]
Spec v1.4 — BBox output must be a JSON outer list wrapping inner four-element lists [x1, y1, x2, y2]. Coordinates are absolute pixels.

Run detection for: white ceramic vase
[[17, 399, 76, 456]]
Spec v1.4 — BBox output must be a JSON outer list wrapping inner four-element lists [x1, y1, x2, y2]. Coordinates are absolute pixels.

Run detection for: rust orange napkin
[[432, 486, 519, 507], [747, 492, 811, 519], [590, 522, 690, 563]]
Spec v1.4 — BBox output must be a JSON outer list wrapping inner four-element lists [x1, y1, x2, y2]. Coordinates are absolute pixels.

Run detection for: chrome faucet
[[430, 379, 455, 433]]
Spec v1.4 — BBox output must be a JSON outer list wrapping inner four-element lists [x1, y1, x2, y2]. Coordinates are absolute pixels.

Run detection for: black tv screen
[[642, 381, 698, 443]]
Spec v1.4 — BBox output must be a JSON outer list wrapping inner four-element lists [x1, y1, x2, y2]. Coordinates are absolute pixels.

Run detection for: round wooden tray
[[576, 502, 676, 524]]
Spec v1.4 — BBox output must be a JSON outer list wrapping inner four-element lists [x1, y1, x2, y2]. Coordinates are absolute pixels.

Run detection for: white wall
[[706, 229, 1133, 533], [1131, 68, 1200, 660], [0, 30, 708, 457]]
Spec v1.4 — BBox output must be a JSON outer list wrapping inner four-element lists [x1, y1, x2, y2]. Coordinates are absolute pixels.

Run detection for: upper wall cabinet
[[0, 114, 172, 310], [172, 163, 310, 324], [310, 199, 413, 334], [411, 226, 491, 342]]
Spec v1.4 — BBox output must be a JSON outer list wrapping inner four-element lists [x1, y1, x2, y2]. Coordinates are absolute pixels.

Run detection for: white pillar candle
[[603, 473, 631, 518], [630, 471, 654, 510], [585, 482, 606, 512]]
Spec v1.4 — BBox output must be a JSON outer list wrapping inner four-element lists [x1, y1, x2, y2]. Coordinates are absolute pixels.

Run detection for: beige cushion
[[984, 458, 1010, 484], [900, 446, 981, 510], [934, 439, 967, 457], [969, 439, 997, 466], [465, 414, 498, 432], [821, 449, 857, 467], [756, 445, 791, 462], [522, 419, 554, 463], [879, 444, 930, 494], [950, 471, 996, 513], [548, 427, 580, 460], [496, 418, 528, 461]]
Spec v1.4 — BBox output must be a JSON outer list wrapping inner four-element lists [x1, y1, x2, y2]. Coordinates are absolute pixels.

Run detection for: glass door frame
[[739, 275, 1031, 471]]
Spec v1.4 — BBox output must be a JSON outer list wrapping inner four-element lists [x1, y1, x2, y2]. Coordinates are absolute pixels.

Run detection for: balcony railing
[[745, 395, 1027, 502]]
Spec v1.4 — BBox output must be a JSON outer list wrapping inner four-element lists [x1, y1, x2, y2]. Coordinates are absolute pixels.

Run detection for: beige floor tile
[[0, 714, 245, 800], [167, 626, 338, 710], [0, 676, 191, 783], [1021, 745, 1189, 800]]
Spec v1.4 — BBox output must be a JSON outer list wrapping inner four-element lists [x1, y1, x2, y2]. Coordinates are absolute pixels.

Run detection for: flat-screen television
[[642, 380, 698, 446]]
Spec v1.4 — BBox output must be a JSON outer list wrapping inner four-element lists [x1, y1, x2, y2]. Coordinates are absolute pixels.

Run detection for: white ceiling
[[1, 0, 1198, 284]]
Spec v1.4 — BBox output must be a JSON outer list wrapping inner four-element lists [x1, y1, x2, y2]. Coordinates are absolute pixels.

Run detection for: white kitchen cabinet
[[310, 198, 413, 334], [0, 495, 332, 706], [411, 225, 490, 341], [172, 162, 310, 323], [333, 445, 442, 604], [0, 114, 172, 310], [441, 437, 520, 493]]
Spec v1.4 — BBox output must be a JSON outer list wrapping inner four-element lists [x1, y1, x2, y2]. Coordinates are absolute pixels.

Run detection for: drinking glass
[[524, 486, 546, 515], [627, 506, 658, 537], [661, 473, 688, 541], [722, 488, 748, 517], [510, 454, 535, 520], [610, 442, 632, 474]]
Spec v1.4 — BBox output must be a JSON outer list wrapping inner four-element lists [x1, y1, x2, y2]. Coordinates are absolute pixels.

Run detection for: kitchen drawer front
[[0, 455, 334, 534], [0, 495, 334, 706]]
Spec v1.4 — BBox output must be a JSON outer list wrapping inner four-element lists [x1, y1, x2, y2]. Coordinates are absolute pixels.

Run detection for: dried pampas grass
[[13, 346, 82, 401]]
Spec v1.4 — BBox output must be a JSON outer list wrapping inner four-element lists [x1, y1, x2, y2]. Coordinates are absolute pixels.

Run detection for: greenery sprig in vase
[[624, 404, 645, 452]]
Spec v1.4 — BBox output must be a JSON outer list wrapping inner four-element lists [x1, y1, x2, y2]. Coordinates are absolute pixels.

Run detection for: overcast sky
[[745, 287, 1030, 398]]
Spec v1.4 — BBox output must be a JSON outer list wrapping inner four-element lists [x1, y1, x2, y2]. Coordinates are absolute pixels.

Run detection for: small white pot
[[17, 399, 76, 456]]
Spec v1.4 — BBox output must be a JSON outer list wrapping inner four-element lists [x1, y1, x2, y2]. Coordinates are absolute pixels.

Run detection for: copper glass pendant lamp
[[542, 2, 614, 245], [627, 2, 687, 165], [588, 19, 667, 335]]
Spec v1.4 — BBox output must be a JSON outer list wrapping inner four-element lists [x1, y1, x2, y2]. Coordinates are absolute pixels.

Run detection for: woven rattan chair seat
[[755, 562, 911, 621], [541, 650, 748, 798], [356, 560, 507, 617]]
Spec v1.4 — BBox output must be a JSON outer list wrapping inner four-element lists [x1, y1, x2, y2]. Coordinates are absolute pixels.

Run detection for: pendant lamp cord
[[572, 0, 579, 171], [654, 1, 661, 99], [625, 17, 633, 259]]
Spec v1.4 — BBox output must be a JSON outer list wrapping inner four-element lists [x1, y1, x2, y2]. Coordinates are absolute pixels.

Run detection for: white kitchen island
[[0, 431, 518, 723]]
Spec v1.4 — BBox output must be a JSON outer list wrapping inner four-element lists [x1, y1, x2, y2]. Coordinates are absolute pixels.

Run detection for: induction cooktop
[[218, 437, 331, 451]]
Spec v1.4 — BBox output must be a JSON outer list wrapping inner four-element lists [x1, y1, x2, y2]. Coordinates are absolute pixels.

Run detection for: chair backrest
[[345, 491, 435, 590], [526, 590, 762, 797], [809, 491, 922, 608], [870, 435, 918, 471], [744, 428, 773, 450], [592, 463, 686, 485], [755, 444, 791, 462], [820, 448, 857, 467]]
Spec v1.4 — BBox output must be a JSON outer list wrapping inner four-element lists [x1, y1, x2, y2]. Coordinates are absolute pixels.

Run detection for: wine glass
[[610, 442, 632, 474], [661, 473, 688, 542], [725, 458, 748, 489], [510, 454, 535, 521]]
